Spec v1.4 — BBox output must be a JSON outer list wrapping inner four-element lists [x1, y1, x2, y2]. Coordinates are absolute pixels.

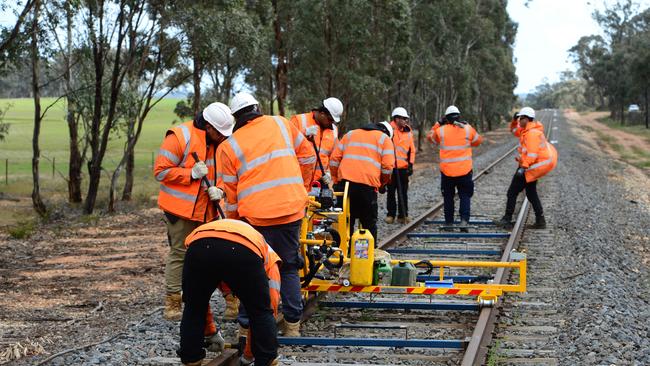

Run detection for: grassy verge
[[592, 117, 650, 170]]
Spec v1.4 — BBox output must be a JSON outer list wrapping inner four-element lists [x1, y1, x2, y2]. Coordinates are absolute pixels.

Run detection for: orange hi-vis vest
[[330, 129, 395, 188], [185, 219, 281, 356], [290, 112, 338, 182], [217, 115, 315, 226], [390, 120, 416, 169], [427, 122, 483, 177], [154, 120, 218, 222], [517, 121, 557, 182]]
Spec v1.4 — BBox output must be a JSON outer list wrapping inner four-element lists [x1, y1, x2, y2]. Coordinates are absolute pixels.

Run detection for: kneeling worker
[[427, 106, 483, 229], [330, 121, 395, 242], [177, 219, 281, 366]]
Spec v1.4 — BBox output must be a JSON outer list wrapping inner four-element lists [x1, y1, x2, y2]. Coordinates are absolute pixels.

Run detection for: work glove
[[191, 161, 208, 180], [321, 171, 332, 186], [513, 112, 519, 121], [305, 125, 319, 138], [515, 167, 525, 178], [204, 331, 225, 353], [378, 185, 387, 194], [207, 187, 225, 201], [407, 163, 413, 176]]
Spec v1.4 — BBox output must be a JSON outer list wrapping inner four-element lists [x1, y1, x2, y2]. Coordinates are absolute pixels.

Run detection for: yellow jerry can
[[349, 228, 375, 286]]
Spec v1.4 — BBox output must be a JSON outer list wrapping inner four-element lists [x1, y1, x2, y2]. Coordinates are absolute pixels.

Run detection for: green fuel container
[[373, 259, 393, 286], [390, 261, 417, 286]]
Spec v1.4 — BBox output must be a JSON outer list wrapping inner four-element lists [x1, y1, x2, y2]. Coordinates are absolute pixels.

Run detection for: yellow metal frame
[[298, 182, 527, 303]]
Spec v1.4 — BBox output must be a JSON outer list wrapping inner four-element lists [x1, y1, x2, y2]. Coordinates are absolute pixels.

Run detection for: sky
[[508, 0, 650, 95], [2, 1, 650, 97]]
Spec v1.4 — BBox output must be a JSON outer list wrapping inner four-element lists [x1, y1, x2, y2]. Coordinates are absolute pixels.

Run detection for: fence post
[[5, 158, 7, 185], [151, 151, 154, 168], [52, 157, 55, 178]]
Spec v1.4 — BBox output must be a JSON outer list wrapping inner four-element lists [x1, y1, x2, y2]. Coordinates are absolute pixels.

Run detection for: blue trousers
[[239, 219, 303, 324], [440, 171, 474, 223]]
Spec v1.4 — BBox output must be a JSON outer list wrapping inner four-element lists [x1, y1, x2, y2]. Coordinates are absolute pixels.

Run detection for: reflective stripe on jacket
[[517, 121, 557, 182], [217, 115, 314, 226], [390, 120, 416, 169], [427, 122, 483, 177], [330, 129, 395, 188], [290, 112, 338, 182], [154, 120, 217, 221]]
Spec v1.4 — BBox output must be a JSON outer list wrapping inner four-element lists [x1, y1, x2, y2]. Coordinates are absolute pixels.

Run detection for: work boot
[[494, 216, 513, 229], [458, 219, 469, 233], [384, 216, 395, 224], [397, 217, 410, 224], [224, 294, 240, 320], [183, 360, 203, 366], [530, 215, 546, 229], [239, 355, 254, 366], [164, 292, 182, 321], [279, 318, 301, 337]]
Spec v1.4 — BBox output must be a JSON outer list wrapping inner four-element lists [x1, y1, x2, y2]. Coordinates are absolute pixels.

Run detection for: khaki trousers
[[165, 216, 201, 294]]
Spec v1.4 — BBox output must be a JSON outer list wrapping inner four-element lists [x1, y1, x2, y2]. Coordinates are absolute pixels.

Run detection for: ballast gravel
[[25, 112, 650, 365]]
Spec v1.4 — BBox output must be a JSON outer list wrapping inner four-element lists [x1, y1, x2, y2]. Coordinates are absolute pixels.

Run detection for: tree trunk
[[268, 73, 274, 114], [272, 0, 287, 116], [30, 0, 46, 216], [645, 85, 648, 129], [65, 2, 82, 203], [192, 48, 202, 116], [121, 148, 134, 200]]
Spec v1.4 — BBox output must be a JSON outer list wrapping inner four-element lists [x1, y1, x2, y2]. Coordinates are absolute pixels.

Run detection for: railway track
[[209, 111, 558, 366]]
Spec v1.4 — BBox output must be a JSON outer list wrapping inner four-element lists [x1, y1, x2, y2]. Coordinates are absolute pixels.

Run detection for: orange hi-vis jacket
[[390, 120, 416, 169], [427, 122, 483, 177], [330, 129, 395, 188], [184, 219, 281, 356], [217, 115, 316, 226], [516, 121, 557, 183], [510, 117, 545, 137], [290, 112, 338, 182], [154, 120, 218, 222]]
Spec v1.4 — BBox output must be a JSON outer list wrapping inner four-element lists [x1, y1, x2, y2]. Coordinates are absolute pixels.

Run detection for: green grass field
[[0, 97, 183, 202]]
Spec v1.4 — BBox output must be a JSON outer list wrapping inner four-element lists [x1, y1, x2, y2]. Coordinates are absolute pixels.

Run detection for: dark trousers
[[346, 181, 378, 243], [179, 239, 277, 366], [505, 173, 544, 218], [440, 171, 474, 223], [386, 168, 409, 218], [251, 219, 303, 323]]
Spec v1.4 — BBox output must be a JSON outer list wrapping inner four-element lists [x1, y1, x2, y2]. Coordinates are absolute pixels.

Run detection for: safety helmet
[[445, 105, 460, 116], [230, 92, 259, 114], [518, 107, 535, 119], [391, 107, 409, 119], [378, 121, 394, 138], [203, 102, 235, 136], [322, 97, 344, 123]]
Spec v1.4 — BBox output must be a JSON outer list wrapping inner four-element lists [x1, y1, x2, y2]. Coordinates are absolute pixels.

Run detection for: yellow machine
[[298, 181, 528, 305]]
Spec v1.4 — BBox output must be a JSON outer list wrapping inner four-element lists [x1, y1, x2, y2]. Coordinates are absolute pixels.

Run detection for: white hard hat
[[391, 107, 409, 119], [203, 102, 234, 136], [378, 121, 393, 139], [322, 97, 344, 123], [518, 107, 535, 119], [230, 92, 259, 114], [445, 105, 460, 116]]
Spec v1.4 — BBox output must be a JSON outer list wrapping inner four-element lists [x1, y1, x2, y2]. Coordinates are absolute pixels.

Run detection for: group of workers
[[153, 94, 556, 365]]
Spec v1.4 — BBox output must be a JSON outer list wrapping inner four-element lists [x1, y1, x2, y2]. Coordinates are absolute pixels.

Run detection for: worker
[[495, 107, 557, 229], [217, 92, 315, 337], [385, 107, 416, 225], [177, 219, 281, 366], [153, 102, 236, 321], [290, 97, 344, 186], [330, 121, 395, 242], [427, 106, 483, 230]]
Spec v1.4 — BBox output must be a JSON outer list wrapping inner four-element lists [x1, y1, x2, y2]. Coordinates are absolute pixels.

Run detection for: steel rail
[[461, 110, 556, 366]]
